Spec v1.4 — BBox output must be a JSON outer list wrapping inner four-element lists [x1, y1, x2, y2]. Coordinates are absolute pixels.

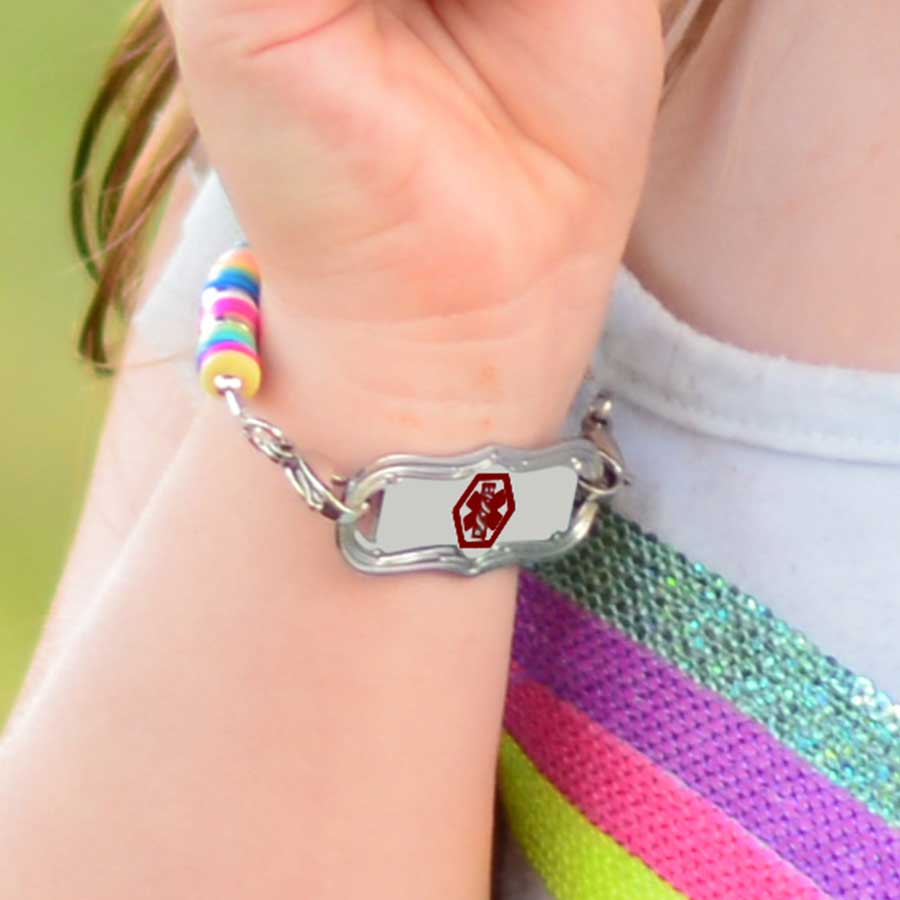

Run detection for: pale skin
[[0, 1, 666, 898], [2, 163, 202, 739], [626, 0, 900, 369], [4, 0, 899, 897]]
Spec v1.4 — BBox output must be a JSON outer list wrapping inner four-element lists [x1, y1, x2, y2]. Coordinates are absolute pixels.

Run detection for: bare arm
[[0, 316, 529, 899], [4, 163, 199, 736], [0, 0, 664, 895]]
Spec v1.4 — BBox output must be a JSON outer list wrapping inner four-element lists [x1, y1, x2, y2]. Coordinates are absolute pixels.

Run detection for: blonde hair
[[71, 0, 723, 376]]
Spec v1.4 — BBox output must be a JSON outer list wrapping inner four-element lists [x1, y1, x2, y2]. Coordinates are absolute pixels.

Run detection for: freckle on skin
[[474, 362, 502, 400], [386, 410, 423, 429]]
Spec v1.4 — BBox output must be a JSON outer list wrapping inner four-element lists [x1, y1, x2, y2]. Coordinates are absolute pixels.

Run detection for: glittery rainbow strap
[[500, 508, 900, 899], [196, 243, 263, 398]]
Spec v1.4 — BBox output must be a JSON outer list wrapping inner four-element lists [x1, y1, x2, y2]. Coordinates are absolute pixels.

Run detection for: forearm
[[0, 320, 534, 899], [4, 164, 199, 736]]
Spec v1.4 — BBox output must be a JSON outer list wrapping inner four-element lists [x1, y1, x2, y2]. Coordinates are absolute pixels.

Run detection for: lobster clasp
[[579, 391, 632, 496]]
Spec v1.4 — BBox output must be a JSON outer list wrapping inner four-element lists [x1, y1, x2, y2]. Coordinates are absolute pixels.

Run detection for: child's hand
[[164, 0, 665, 445]]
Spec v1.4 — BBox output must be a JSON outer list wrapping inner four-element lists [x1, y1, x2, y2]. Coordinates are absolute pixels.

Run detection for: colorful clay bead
[[204, 294, 260, 332], [201, 284, 257, 308], [203, 245, 261, 303], [198, 316, 256, 345], [199, 348, 262, 398], [208, 246, 260, 280], [197, 321, 257, 357], [204, 269, 260, 302], [209, 262, 260, 291], [197, 243, 265, 398]]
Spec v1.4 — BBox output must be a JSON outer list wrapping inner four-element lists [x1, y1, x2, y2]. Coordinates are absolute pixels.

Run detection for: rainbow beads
[[196, 243, 263, 398]]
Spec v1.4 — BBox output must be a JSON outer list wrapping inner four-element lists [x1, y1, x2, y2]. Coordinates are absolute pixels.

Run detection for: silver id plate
[[376, 466, 577, 555], [335, 438, 605, 576]]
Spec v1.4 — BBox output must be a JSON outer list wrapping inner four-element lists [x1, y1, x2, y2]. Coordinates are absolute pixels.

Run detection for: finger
[[163, 0, 372, 59], [424, 0, 666, 192], [162, 0, 394, 211], [164, 0, 384, 133]]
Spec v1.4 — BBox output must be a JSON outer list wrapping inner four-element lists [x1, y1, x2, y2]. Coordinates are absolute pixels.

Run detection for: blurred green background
[[2, 3, 133, 727]]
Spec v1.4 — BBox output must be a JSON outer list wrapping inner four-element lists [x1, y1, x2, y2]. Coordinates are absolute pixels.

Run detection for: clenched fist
[[164, 0, 665, 456]]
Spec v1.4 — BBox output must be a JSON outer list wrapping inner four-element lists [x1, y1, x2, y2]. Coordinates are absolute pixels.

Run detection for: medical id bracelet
[[196, 242, 630, 576]]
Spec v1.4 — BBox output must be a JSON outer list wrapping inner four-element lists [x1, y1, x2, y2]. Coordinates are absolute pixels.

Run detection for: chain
[[214, 375, 368, 524], [214, 368, 625, 525]]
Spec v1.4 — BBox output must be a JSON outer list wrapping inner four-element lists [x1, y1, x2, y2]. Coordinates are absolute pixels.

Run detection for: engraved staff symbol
[[452, 473, 516, 548]]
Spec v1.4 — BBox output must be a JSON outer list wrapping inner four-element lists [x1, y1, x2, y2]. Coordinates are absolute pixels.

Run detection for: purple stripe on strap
[[512, 570, 900, 899], [505, 667, 828, 900]]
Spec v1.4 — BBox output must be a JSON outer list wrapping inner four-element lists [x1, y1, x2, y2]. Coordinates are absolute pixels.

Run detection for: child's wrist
[[244, 355, 568, 480], [227, 250, 614, 475], [239, 314, 572, 477]]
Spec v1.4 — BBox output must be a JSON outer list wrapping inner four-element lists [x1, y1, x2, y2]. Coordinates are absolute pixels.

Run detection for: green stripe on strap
[[499, 731, 689, 900]]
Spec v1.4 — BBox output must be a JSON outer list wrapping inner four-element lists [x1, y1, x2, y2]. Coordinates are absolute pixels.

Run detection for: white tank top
[[133, 162, 900, 899]]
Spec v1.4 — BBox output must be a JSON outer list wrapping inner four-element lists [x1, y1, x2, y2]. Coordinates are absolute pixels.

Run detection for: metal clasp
[[578, 391, 631, 499]]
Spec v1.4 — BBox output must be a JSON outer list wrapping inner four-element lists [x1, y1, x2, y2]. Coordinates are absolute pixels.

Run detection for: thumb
[[162, 0, 371, 52], [162, 0, 380, 98], [163, 0, 665, 180], [160, 0, 391, 174], [160, 0, 392, 242]]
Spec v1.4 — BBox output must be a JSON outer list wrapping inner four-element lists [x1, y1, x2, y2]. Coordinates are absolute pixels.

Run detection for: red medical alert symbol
[[452, 473, 516, 548]]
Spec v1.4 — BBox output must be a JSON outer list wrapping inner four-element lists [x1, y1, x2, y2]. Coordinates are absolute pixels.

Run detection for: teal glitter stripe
[[524, 507, 900, 826]]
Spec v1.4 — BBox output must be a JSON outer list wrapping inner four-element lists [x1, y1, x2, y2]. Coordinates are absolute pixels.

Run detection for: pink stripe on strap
[[512, 572, 900, 898], [505, 663, 827, 900]]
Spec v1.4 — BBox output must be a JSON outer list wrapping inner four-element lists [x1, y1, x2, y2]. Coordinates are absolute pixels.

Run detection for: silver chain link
[[213, 365, 626, 525], [215, 375, 367, 523]]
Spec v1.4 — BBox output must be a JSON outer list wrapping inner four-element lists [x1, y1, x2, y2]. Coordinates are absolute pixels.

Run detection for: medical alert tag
[[453, 472, 516, 548], [335, 437, 606, 576]]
